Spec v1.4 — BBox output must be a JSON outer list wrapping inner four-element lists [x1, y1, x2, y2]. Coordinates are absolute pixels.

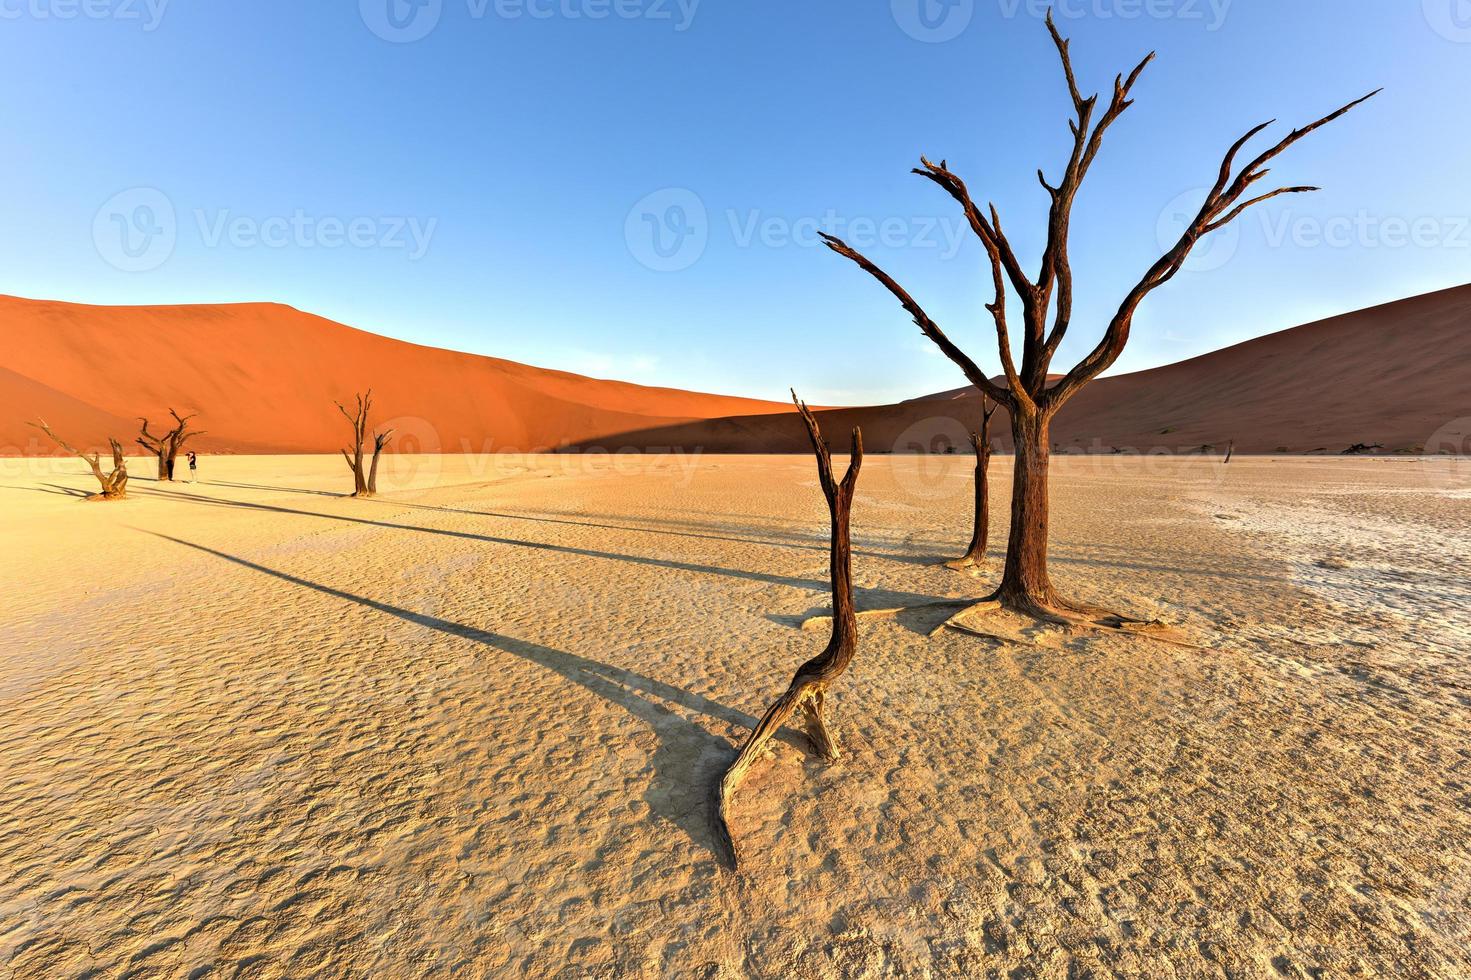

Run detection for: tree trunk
[[353, 445, 368, 496], [997, 405, 1056, 611], [367, 443, 384, 496], [155, 450, 168, 481], [960, 434, 990, 564]]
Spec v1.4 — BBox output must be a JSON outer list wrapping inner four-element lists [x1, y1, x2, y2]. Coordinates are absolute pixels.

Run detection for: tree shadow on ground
[[205, 480, 348, 498], [138, 530, 805, 864], [129, 486, 944, 610]]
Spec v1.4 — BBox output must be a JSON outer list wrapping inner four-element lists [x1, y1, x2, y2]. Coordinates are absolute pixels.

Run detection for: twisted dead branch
[[713, 391, 863, 871], [31, 419, 129, 499]]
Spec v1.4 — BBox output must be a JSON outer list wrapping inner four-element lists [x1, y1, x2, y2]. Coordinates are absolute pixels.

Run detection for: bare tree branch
[[819, 232, 1014, 405], [1045, 89, 1379, 410]]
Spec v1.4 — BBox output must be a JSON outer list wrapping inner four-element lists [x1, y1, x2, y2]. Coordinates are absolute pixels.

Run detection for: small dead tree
[[947, 395, 999, 570], [820, 10, 1375, 630], [1224, 440, 1235, 464], [137, 409, 203, 481], [1342, 443, 1384, 455], [337, 390, 393, 497], [367, 429, 394, 495], [714, 392, 863, 871], [30, 419, 129, 500]]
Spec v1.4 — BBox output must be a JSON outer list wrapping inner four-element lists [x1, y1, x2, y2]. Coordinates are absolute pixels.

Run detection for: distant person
[[187, 450, 198, 483]]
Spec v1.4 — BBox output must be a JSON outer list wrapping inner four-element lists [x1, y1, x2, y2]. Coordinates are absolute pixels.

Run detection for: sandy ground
[[1, 452, 1469, 979]]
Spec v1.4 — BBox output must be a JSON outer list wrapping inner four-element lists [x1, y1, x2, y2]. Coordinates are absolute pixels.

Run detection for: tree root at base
[[802, 594, 1203, 649], [713, 681, 838, 870]]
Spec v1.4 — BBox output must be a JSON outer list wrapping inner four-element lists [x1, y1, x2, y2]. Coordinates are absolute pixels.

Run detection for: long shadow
[[388, 499, 937, 567], [444, 502, 1313, 590], [129, 485, 945, 609], [207, 480, 347, 498], [3, 483, 94, 499], [139, 530, 795, 862]]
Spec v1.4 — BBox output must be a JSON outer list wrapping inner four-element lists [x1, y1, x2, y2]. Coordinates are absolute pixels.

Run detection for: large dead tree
[[821, 10, 1375, 624], [337, 391, 393, 497], [137, 409, 203, 481], [946, 395, 998, 570], [30, 419, 129, 500], [714, 392, 862, 870]]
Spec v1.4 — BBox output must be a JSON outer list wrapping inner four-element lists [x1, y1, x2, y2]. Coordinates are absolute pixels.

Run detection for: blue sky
[[3, 0, 1467, 405]]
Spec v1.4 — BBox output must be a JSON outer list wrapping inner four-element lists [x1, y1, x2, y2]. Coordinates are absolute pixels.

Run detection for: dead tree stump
[[713, 391, 863, 871], [946, 394, 998, 570], [336, 391, 393, 497], [30, 420, 129, 500]]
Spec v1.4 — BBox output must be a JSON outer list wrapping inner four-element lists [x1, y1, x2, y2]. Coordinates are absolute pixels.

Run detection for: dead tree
[[714, 392, 862, 871], [946, 395, 998, 570], [1342, 443, 1383, 455], [1224, 440, 1235, 464], [820, 9, 1375, 626], [137, 409, 203, 481], [368, 429, 394, 495], [30, 419, 129, 500], [337, 390, 393, 497]]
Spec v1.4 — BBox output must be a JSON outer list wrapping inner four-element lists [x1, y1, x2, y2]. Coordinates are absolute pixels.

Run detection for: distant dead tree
[[1342, 443, 1383, 455], [30, 419, 129, 500], [946, 395, 999, 570], [714, 392, 862, 870], [1224, 440, 1235, 464], [820, 9, 1375, 626], [337, 390, 394, 497], [137, 409, 203, 481]]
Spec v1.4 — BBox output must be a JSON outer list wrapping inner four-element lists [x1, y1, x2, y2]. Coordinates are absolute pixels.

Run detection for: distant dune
[[571, 285, 1471, 455], [0, 295, 792, 456], [3, 286, 1468, 456]]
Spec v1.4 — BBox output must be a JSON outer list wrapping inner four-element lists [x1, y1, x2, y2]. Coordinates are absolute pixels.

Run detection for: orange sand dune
[[0, 295, 793, 455], [586, 285, 1471, 455], [3, 285, 1468, 457]]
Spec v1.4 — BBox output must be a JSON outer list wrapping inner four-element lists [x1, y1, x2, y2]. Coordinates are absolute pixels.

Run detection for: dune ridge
[[2, 285, 1468, 456]]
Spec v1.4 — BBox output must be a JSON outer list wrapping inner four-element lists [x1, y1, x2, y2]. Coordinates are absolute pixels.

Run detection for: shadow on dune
[[137, 530, 801, 864]]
